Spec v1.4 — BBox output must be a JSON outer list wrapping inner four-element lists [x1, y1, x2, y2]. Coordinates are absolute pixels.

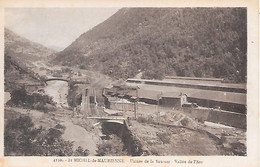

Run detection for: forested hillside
[[53, 8, 247, 83]]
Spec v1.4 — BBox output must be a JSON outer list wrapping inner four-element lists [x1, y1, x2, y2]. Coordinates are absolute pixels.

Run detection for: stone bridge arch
[[45, 78, 69, 82]]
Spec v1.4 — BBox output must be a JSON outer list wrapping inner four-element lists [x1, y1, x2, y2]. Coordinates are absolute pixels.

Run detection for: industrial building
[[102, 77, 247, 128]]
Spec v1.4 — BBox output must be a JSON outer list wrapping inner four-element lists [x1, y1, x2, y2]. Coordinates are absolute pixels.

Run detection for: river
[[44, 80, 69, 108], [43, 80, 99, 155]]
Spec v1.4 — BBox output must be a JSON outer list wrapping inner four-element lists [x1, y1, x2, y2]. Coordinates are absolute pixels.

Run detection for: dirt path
[[7, 107, 99, 155], [61, 121, 97, 154], [4, 92, 11, 104], [43, 80, 101, 154]]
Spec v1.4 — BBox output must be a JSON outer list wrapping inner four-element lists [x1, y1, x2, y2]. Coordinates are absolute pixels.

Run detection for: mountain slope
[[53, 8, 247, 83], [4, 28, 55, 91], [5, 28, 55, 64], [4, 55, 43, 91]]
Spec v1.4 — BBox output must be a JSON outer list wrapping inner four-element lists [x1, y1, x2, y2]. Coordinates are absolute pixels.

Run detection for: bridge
[[45, 77, 89, 85], [45, 78, 69, 82], [87, 116, 126, 125]]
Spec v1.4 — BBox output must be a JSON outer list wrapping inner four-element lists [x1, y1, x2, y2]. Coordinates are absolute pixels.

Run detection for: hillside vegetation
[[4, 28, 55, 91], [5, 28, 55, 64], [53, 8, 247, 83]]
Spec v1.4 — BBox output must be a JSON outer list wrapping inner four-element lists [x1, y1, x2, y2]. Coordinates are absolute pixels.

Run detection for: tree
[[4, 115, 90, 156]]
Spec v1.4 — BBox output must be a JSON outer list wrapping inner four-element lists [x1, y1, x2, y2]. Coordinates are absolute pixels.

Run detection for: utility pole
[[82, 87, 90, 118], [93, 88, 96, 105], [157, 94, 159, 123], [122, 88, 125, 112], [81, 88, 86, 118], [157, 92, 162, 123], [134, 87, 139, 119], [87, 88, 90, 116], [93, 87, 97, 115]]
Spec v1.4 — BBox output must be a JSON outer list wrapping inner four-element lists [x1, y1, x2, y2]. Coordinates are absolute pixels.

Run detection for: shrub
[[74, 146, 90, 156], [137, 116, 147, 123], [96, 135, 127, 156], [79, 65, 87, 69], [137, 116, 155, 124], [150, 148, 159, 155], [4, 115, 73, 156], [7, 87, 56, 112], [4, 115, 91, 156], [9, 87, 27, 106], [156, 132, 171, 144], [180, 118, 189, 126], [142, 69, 165, 80], [53, 73, 63, 77]]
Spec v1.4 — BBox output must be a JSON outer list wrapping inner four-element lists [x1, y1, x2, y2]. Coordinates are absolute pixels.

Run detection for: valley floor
[[4, 106, 102, 155], [4, 97, 246, 156], [4, 64, 246, 156]]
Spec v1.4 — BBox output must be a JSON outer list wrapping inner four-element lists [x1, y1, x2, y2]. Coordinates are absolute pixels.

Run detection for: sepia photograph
[[0, 0, 258, 165], [3, 7, 249, 157]]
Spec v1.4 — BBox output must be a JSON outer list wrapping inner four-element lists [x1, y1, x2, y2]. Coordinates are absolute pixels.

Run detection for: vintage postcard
[[0, 0, 259, 166]]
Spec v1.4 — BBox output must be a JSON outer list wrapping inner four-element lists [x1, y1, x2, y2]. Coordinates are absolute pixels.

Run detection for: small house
[[159, 92, 187, 107]]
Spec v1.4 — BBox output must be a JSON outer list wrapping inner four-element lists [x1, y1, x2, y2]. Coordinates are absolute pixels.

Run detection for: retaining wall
[[102, 121, 144, 156], [183, 107, 246, 129], [109, 102, 135, 111]]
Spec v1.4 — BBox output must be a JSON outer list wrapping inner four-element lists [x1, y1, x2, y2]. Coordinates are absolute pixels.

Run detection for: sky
[[5, 8, 120, 51]]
